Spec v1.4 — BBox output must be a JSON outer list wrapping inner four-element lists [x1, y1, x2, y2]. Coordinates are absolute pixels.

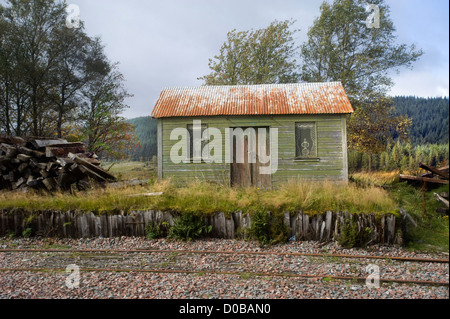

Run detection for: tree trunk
[[57, 87, 66, 138], [368, 151, 372, 172], [4, 80, 11, 135], [31, 84, 39, 136]]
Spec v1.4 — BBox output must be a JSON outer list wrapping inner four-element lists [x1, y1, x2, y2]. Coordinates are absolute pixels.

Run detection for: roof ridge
[[161, 81, 343, 91]]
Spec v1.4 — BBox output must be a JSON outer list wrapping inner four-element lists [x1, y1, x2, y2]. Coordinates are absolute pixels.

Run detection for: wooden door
[[231, 127, 272, 188]]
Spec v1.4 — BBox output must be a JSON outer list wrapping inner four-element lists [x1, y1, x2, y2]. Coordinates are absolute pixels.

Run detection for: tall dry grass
[[0, 178, 398, 216]]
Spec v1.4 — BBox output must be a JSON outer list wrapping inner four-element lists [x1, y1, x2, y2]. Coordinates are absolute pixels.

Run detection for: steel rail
[[0, 267, 448, 287], [0, 248, 448, 264]]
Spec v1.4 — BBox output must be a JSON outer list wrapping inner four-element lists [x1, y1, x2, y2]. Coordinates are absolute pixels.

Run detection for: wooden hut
[[151, 82, 354, 188]]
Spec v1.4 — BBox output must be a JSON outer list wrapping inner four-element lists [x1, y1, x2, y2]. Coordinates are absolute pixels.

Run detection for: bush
[[145, 221, 170, 239], [337, 218, 371, 248], [22, 228, 33, 238], [168, 213, 212, 241], [249, 210, 290, 246], [338, 219, 358, 248]]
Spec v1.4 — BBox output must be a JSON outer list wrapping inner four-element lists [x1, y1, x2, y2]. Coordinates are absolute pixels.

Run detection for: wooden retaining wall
[[0, 210, 402, 245]]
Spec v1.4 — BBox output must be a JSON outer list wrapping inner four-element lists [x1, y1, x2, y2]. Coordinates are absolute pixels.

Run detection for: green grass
[[103, 161, 156, 181], [389, 182, 449, 253]]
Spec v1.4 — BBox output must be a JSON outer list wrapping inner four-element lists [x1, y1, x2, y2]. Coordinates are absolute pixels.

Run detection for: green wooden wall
[[158, 115, 349, 187]]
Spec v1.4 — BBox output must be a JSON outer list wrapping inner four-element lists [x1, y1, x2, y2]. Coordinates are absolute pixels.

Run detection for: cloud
[[389, 70, 449, 98], [59, 1, 450, 118]]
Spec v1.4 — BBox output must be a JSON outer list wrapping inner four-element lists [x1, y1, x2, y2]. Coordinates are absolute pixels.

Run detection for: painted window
[[295, 122, 317, 158]]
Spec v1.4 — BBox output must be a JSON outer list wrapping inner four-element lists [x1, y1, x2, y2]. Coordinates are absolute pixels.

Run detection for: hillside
[[393, 96, 449, 145], [125, 96, 449, 160], [126, 116, 158, 161]]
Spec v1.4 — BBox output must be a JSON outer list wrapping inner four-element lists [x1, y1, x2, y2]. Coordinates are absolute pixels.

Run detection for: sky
[[66, 0, 449, 119]]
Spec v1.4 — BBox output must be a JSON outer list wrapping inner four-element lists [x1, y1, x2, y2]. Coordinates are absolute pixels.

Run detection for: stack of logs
[[0, 135, 116, 192]]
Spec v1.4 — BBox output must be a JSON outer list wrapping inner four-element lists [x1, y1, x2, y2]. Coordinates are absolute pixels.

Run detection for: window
[[295, 122, 317, 158], [187, 123, 208, 162]]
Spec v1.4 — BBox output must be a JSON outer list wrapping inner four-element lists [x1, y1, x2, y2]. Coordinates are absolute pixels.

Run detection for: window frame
[[294, 122, 319, 160]]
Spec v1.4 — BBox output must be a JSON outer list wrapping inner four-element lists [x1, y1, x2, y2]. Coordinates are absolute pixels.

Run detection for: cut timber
[[434, 193, 449, 208], [68, 153, 116, 181], [438, 165, 449, 173], [28, 138, 68, 149], [45, 143, 86, 158], [399, 175, 449, 185], [0, 136, 25, 145], [39, 169, 50, 178], [7, 171, 16, 182], [18, 163, 29, 173], [419, 163, 449, 179], [17, 146, 45, 158], [57, 171, 78, 187], [1, 144, 18, 158], [17, 154, 31, 162], [56, 158, 75, 167], [26, 176, 40, 188], [78, 165, 107, 182], [14, 177, 26, 189], [85, 158, 101, 166], [46, 162, 55, 172], [42, 178, 58, 191], [0, 135, 110, 193]]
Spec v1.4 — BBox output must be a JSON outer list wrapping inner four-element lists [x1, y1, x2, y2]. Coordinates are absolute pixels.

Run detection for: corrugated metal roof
[[151, 82, 354, 118]]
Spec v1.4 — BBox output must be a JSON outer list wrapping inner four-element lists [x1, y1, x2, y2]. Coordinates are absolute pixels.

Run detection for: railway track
[[0, 248, 448, 287], [0, 247, 449, 263]]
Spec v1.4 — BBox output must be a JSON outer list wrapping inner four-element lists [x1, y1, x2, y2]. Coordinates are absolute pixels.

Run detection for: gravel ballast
[[0, 237, 448, 299]]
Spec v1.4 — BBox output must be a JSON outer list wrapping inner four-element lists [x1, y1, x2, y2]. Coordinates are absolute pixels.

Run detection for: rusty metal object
[[0, 267, 447, 287], [1, 248, 448, 264], [151, 82, 354, 118]]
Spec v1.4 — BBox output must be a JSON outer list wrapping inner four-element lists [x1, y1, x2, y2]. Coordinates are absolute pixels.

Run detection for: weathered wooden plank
[[212, 212, 226, 238], [68, 153, 116, 181], [434, 193, 449, 208], [0, 210, 403, 244], [302, 214, 310, 240], [1, 144, 18, 158], [0, 136, 25, 145], [13, 177, 26, 189], [419, 163, 449, 179], [225, 214, 235, 239], [29, 138, 68, 149], [18, 162, 29, 173], [296, 213, 303, 240], [42, 178, 58, 191], [17, 154, 31, 162], [400, 174, 449, 185], [386, 215, 396, 244], [325, 211, 333, 241], [17, 146, 44, 158], [78, 165, 107, 182], [46, 143, 86, 158]]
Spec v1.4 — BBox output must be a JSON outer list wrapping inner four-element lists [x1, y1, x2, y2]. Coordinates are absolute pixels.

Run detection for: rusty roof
[[151, 82, 354, 118]]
